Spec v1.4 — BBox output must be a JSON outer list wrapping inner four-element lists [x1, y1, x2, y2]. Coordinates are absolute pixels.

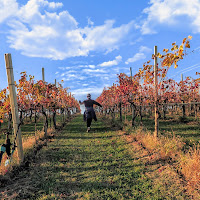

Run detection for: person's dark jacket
[[83, 99, 102, 108], [83, 99, 102, 121]]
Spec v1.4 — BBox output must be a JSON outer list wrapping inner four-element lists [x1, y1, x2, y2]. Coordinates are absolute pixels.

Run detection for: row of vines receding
[[0, 71, 80, 173], [96, 36, 200, 127]]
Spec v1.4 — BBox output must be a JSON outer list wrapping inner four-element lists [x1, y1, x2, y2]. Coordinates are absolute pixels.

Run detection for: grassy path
[[0, 115, 188, 199]]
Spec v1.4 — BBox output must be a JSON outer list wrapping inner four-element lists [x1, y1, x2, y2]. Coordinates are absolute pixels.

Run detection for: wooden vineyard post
[[130, 67, 136, 126], [5, 53, 24, 163], [34, 105, 37, 143], [125, 105, 127, 122], [139, 68, 143, 124], [181, 73, 186, 118], [154, 46, 159, 137], [130, 67, 132, 78], [42, 67, 45, 82]]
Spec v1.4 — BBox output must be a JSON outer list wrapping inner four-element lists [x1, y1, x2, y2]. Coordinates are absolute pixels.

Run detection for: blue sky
[[0, 0, 200, 101]]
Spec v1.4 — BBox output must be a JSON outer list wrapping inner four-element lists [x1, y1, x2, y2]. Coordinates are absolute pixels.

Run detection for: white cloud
[[139, 46, 152, 53], [60, 69, 87, 81], [60, 70, 77, 77], [1, 0, 135, 60], [80, 20, 134, 53], [68, 70, 76, 73], [0, 0, 18, 23], [130, 37, 143, 45], [58, 67, 67, 70], [7, 1, 79, 59], [62, 74, 86, 81], [141, 0, 200, 34], [99, 55, 122, 67], [82, 69, 107, 73], [88, 73, 109, 78], [82, 84, 89, 86], [61, 73, 75, 78], [113, 67, 120, 73], [48, 2, 63, 9], [88, 65, 95, 69], [125, 53, 144, 64], [87, 17, 94, 26], [71, 86, 105, 100], [125, 45, 152, 64]]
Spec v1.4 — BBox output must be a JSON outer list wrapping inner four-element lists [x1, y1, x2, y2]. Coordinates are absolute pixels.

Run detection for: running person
[[79, 93, 102, 132]]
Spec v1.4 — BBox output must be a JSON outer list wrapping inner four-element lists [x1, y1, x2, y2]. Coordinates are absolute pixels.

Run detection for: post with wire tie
[[5, 53, 24, 163]]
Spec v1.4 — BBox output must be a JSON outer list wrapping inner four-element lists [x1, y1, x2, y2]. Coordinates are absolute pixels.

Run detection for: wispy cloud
[[57, 64, 108, 83], [125, 45, 151, 64], [99, 55, 122, 67], [87, 17, 94, 26], [60, 70, 77, 77], [58, 65, 94, 71], [82, 83, 89, 86], [61, 73, 86, 81], [82, 69, 107, 73], [88, 65, 95, 69], [58, 66, 72, 70], [71, 86, 106, 100]]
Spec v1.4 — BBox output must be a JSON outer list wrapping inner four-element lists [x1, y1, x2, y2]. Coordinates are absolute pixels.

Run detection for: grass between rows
[[0, 114, 65, 145], [122, 113, 200, 146], [0, 114, 189, 199], [0, 115, 65, 175], [115, 113, 200, 198]]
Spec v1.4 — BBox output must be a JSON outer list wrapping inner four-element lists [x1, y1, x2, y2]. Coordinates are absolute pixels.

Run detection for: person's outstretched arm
[[79, 100, 84, 105], [93, 100, 102, 107]]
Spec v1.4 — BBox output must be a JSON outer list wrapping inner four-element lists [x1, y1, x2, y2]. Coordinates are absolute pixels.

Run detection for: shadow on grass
[[29, 157, 143, 199], [57, 135, 115, 140]]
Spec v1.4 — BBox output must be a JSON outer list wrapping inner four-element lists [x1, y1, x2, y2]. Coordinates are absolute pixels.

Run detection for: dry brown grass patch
[[179, 145, 200, 198], [132, 129, 184, 161], [128, 127, 200, 198]]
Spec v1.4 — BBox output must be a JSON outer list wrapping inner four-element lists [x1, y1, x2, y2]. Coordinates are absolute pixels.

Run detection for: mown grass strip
[[0, 114, 190, 199]]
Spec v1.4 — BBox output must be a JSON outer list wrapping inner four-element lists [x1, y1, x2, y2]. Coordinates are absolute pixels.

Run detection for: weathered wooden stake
[[130, 67, 132, 78], [5, 53, 24, 163], [154, 46, 159, 137], [181, 73, 186, 118], [42, 67, 45, 82]]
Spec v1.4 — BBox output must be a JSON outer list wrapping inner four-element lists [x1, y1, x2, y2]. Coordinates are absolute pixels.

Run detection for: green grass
[[124, 113, 200, 146], [0, 114, 65, 145], [0, 114, 188, 199], [142, 117, 200, 144]]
